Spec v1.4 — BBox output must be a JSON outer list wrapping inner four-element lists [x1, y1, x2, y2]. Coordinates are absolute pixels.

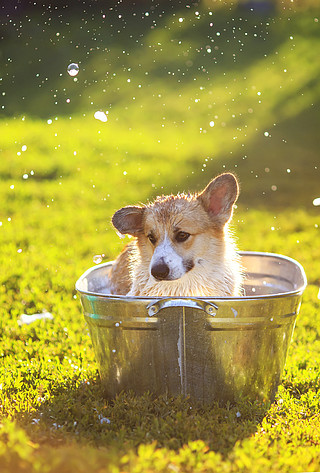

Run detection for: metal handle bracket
[[146, 298, 218, 317]]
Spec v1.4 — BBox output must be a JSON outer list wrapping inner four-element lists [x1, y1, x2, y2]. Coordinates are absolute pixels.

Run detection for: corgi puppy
[[108, 173, 243, 297]]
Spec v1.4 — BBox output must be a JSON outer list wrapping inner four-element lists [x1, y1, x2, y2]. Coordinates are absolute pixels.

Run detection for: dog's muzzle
[[151, 257, 195, 281]]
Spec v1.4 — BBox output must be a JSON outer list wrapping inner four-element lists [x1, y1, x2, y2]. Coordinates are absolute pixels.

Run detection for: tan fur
[[108, 174, 243, 297]]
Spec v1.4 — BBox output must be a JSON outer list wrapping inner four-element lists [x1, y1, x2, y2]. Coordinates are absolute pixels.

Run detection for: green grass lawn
[[0, 2, 320, 472]]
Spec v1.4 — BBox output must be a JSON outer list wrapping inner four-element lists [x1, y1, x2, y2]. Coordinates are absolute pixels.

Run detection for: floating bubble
[[93, 255, 103, 264], [313, 198, 320, 207], [94, 111, 108, 122], [67, 63, 79, 77]]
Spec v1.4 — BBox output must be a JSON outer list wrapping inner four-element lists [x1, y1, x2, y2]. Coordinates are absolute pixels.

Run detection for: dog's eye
[[148, 233, 157, 245], [175, 231, 190, 243]]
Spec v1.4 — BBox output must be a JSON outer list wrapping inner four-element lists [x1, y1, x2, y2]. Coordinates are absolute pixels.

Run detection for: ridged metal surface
[[76, 252, 307, 403]]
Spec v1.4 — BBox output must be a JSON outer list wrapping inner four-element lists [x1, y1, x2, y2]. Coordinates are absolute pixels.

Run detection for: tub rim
[[75, 251, 307, 302]]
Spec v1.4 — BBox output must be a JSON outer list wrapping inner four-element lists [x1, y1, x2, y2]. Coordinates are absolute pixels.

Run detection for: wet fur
[[108, 174, 243, 297]]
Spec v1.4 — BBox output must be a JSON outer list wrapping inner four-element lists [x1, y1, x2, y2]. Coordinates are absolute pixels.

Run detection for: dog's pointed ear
[[112, 206, 145, 236], [197, 173, 239, 225]]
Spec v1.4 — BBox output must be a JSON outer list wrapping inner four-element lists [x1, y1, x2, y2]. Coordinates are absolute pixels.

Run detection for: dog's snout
[[151, 259, 170, 280]]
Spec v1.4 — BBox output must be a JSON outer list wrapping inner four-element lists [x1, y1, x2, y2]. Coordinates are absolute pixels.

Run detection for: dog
[[108, 173, 243, 297]]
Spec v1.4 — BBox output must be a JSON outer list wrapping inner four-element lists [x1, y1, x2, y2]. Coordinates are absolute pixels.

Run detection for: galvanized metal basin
[[76, 251, 307, 404]]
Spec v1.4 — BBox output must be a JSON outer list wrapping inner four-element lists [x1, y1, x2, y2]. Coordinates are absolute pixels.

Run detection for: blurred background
[[0, 0, 319, 271]]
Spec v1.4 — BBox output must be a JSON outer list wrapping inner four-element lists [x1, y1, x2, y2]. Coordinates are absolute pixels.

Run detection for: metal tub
[[76, 251, 307, 404]]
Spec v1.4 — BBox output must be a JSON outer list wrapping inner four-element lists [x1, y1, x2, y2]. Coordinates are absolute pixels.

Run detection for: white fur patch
[[150, 234, 185, 280]]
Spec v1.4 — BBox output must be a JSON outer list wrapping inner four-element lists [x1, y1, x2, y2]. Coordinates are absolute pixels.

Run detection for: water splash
[[18, 312, 54, 326]]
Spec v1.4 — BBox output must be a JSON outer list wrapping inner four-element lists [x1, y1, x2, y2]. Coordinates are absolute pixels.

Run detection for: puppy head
[[112, 173, 239, 282]]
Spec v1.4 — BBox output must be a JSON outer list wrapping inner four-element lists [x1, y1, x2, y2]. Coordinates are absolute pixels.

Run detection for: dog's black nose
[[151, 260, 170, 280]]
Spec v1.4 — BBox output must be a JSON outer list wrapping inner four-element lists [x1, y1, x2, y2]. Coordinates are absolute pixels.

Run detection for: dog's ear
[[112, 206, 145, 236], [197, 173, 239, 225]]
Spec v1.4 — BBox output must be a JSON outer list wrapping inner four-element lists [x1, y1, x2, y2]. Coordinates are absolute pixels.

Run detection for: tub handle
[[146, 298, 218, 317]]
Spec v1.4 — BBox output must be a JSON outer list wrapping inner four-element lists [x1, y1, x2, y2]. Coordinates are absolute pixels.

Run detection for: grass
[[1, 2, 320, 472]]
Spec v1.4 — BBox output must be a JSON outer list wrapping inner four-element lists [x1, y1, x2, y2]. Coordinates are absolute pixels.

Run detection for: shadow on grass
[[21, 375, 269, 455]]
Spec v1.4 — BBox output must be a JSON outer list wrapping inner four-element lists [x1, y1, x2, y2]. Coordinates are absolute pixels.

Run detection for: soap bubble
[[67, 63, 79, 77]]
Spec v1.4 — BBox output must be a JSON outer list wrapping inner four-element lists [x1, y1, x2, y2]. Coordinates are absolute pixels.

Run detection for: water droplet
[[67, 63, 79, 77], [313, 198, 320, 207], [93, 255, 103, 264], [209, 121, 215, 127], [21, 145, 27, 152], [100, 417, 111, 424], [94, 111, 108, 122], [231, 308, 238, 317], [264, 131, 269, 137]]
